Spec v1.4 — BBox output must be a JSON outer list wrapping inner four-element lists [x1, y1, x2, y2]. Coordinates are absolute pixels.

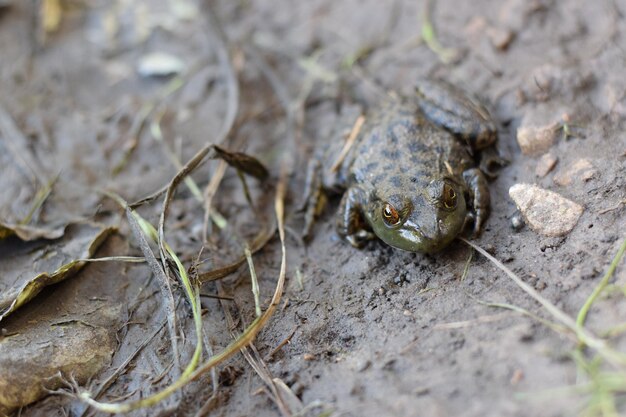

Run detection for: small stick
[[330, 115, 365, 173]]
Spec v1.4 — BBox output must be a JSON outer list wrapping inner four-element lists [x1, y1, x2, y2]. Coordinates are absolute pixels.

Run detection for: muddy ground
[[1, 0, 626, 416]]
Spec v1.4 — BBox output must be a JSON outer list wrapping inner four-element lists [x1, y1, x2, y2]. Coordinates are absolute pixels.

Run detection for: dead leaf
[[0, 222, 66, 241], [0, 223, 115, 322], [213, 145, 269, 180]]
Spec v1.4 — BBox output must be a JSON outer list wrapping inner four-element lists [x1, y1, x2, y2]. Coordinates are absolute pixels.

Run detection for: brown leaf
[[213, 145, 269, 180], [0, 223, 115, 322], [0, 222, 66, 241]]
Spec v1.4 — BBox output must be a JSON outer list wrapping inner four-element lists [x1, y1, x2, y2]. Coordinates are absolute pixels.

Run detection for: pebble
[[510, 369, 524, 385], [535, 153, 558, 177], [509, 184, 584, 237], [516, 107, 562, 155], [510, 211, 525, 231], [137, 52, 185, 77], [487, 27, 515, 51], [553, 158, 597, 186]]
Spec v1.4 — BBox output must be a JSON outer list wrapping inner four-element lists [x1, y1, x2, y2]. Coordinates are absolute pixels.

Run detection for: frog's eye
[[442, 183, 457, 209], [382, 203, 400, 226]]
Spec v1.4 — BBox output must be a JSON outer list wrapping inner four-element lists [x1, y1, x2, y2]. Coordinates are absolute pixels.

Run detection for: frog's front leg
[[336, 186, 375, 248], [462, 168, 490, 235]]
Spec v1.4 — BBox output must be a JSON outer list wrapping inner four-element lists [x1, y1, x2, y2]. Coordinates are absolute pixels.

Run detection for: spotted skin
[[304, 78, 498, 253]]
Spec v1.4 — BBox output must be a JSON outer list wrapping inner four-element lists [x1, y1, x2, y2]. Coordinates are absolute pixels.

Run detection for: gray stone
[[516, 107, 562, 155], [509, 184, 584, 237]]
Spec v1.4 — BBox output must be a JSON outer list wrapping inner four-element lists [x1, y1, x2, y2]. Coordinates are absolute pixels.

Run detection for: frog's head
[[365, 177, 467, 253]]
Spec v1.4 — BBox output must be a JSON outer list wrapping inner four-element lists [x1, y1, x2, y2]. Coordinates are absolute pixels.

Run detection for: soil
[[1, 0, 625, 416]]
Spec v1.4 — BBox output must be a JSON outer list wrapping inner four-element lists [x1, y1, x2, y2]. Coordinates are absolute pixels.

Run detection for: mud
[[0, 0, 625, 416]]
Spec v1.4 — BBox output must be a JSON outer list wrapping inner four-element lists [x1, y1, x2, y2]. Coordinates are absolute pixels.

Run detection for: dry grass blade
[[217, 168, 295, 416], [330, 115, 365, 173], [78, 170, 289, 413], [245, 245, 262, 317], [468, 296, 570, 334], [198, 221, 276, 283], [459, 237, 626, 368], [125, 207, 182, 378], [202, 159, 229, 241], [577, 238, 626, 328]]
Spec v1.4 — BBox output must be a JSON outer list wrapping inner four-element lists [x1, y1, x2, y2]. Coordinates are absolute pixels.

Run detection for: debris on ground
[[487, 26, 515, 51], [516, 106, 563, 155], [137, 52, 186, 78], [553, 158, 597, 186], [534, 153, 558, 178], [510, 211, 525, 231], [509, 183, 584, 237]]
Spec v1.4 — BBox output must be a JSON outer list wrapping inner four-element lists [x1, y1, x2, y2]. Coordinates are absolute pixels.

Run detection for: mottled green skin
[[327, 80, 496, 253]]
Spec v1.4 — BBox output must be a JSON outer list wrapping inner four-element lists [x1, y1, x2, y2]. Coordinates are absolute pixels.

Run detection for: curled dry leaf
[[0, 223, 115, 322], [213, 145, 270, 180], [0, 222, 67, 241]]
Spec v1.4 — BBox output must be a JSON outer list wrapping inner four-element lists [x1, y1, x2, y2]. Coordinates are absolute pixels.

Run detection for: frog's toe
[[479, 150, 509, 179], [471, 208, 488, 236], [346, 230, 375, 248]]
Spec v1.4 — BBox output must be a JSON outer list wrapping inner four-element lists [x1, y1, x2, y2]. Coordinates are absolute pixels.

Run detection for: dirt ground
[[1, 0, 626, 416]]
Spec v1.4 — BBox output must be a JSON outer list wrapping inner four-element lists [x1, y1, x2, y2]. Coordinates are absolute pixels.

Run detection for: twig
[[265, 326, 299, 361], [330, 115, 365, 173]]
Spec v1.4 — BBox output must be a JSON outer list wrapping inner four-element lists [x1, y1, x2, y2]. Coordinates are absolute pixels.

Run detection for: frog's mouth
[[385, 218, 457, 253]]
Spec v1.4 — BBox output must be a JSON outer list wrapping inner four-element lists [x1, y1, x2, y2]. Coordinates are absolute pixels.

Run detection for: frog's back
[[347, 100, 473, 190]]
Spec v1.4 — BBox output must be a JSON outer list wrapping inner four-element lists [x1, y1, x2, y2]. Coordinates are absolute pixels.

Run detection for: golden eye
[[443, 184, 457, 209], [382, 203, 400, 226]]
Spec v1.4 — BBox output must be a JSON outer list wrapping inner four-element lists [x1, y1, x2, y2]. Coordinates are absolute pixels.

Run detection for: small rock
[[509, 183, 584, 237], [487, 26, 515, 50], [553, 159, 597, 186], [355, 359, 371, 372], [517, 123, 558, 155], [510, 369, 524, 385], [535, 153, 558, 177], [510, 211, 525, 231], [464, 16, 488, 40], [516, 107, 562, 155], [137, 52, 185, 77], [523, 64, 595, 102]]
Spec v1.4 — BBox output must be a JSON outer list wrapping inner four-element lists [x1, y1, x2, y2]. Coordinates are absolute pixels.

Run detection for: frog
[[302, 77, 501, 253]]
